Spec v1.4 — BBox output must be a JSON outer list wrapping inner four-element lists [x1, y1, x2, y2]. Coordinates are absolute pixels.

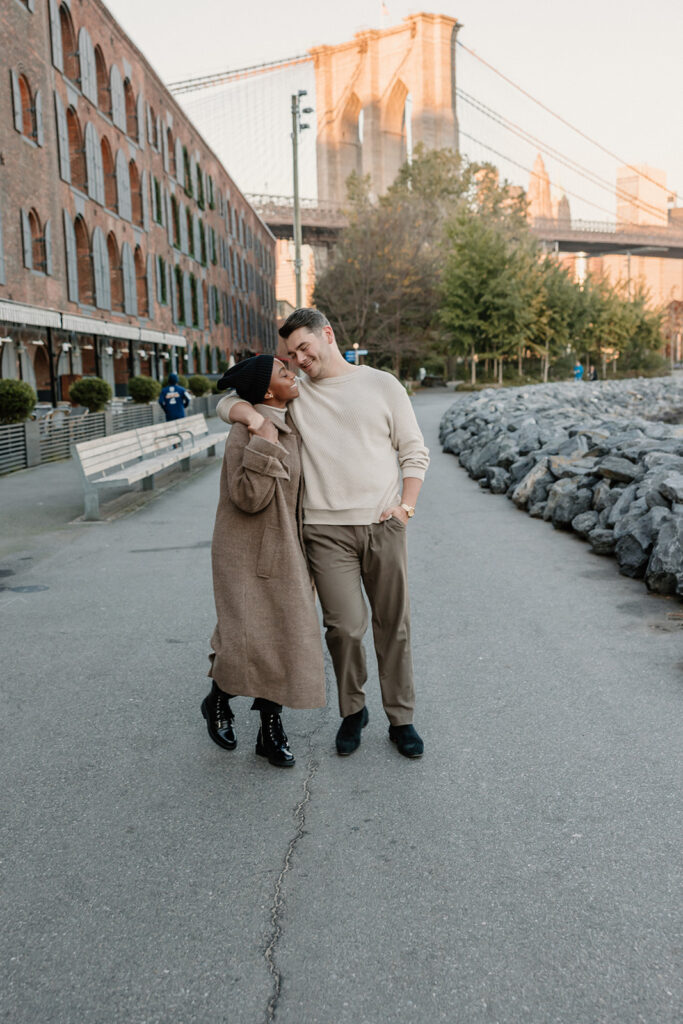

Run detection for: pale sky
[[105, 0, 683, 221]]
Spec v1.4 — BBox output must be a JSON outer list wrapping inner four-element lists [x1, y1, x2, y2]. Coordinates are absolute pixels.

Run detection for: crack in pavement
[[262, 662, 333, 1024]]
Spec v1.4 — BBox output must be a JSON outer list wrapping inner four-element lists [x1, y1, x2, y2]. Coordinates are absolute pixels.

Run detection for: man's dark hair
[[278, 307, 330, 340]]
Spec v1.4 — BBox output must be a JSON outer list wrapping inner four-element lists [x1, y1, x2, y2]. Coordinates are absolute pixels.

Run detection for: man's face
[[285, 326, 331, 379]]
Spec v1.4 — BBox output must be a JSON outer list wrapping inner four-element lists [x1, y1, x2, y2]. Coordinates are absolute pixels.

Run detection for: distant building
[[0, 0, 277, 404]]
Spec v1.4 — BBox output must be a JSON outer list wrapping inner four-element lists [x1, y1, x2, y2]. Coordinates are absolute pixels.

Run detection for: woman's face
[[265, 359, 299, 405]]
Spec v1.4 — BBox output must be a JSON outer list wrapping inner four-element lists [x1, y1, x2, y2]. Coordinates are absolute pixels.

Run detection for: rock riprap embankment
[[439, 378, 683, 599]]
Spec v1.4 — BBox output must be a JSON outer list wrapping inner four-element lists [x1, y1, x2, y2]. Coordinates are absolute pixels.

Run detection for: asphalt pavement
[[1, 390, 681, 1024]]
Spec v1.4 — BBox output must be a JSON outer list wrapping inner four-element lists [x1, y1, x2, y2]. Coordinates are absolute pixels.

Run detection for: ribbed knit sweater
[[217, 365, 430, 525]]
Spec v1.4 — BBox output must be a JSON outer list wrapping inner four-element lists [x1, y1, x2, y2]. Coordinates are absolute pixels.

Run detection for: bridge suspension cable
[[456, 87, 672, 224], [168, 54, 311, 95], [458, 129, 618, 219], [456, 39, 680, 202]]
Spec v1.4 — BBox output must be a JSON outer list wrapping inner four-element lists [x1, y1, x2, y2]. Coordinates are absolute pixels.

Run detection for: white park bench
[[72, 413, 220, 520]]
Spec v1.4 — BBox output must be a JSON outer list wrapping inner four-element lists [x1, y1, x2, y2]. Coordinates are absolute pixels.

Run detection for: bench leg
[[83, 489, 100, 521], [208, 444, 216, 457], [142, 475, 156, 491], [181, 456, 191, 472]]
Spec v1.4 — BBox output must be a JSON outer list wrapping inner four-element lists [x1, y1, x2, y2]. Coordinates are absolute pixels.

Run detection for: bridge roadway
[[1, 391, 680, 1024], [251, 194, 683, 258]]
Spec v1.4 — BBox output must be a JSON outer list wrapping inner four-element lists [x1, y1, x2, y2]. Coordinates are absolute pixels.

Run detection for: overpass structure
[[247, 196, 683, 260]]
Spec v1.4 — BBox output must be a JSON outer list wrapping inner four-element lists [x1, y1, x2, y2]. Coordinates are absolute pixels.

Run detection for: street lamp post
[[291, 90, 313, 309]]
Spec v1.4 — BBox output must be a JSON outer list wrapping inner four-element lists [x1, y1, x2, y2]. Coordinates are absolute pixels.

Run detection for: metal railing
[[39, 413, 107, 464], [0, 423, 27, 475]]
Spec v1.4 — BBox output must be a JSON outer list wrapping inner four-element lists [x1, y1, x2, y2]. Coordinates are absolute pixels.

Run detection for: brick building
[[0, 0, 277, 403]]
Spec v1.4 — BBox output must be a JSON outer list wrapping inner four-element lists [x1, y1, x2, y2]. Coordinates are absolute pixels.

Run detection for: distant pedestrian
[[158, 373, 190, 420], [588, 365, 598, 381], [573, 361, 584, 382]]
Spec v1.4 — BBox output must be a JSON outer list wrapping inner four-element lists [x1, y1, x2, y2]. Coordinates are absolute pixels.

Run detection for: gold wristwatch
[[400, 504, 415, 518]]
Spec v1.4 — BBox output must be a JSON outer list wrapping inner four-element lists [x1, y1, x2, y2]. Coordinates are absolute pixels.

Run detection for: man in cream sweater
[[217, 308, 429, 758]]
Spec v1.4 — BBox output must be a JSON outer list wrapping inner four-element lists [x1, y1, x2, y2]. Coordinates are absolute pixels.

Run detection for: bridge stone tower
[[311, 13, 460, 204]]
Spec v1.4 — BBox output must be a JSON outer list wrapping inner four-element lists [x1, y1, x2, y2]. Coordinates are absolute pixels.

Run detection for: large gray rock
[[572, 510, 599, 538], [607, 484, 638, 527], [598, 456, 642, 483], [614, 507, 671, 579], [592, 479, 613, 512], [660, 472, 683, 504], [589, 528, 616, 555], [511, 458, 549, 509], [645, 515, 683, 595], [485, 466, 510, 494], [543, 479, 592, 529]]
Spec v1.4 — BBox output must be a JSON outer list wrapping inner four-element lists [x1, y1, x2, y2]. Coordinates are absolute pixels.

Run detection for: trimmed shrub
[[128, 375, 162, 403], [0, 379, 37, 424], [188, 374, 211, 396], [68, 376, 112, 412], [161, 373, 188, 388]]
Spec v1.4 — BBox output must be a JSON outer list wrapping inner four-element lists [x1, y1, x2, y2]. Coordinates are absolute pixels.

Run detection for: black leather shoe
[[201, 683, 236, 750], [255, 713, 295, 768], [336, 706, 369, 756], [388, 723, 424, 758]]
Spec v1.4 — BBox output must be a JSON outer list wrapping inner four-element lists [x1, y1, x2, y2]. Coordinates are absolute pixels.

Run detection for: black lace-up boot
[[255, 712, 295, 768], [201, 681, 236, 750]]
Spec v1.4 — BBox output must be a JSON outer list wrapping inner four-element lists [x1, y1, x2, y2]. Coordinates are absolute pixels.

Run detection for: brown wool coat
[[208, 407, 326, 708]]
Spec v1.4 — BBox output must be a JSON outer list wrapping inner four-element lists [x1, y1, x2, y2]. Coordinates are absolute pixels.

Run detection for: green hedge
[[0, 379, 37, 424], [128, 376, 162, 403], [68, 376, 112, 412], [188, 374, 211, 396]]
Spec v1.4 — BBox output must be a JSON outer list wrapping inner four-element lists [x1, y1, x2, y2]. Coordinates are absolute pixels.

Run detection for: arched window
[[129, 160, 142, 226], [27, 209, 45, 270], [67, 108, 86, 191], [107, 233, 123, 311], [19, 76, 33, 138], [186, 208, 193, 257], [101, 137, 116, 209], [94, 46, 109, 114], [123, 79, 136, 138], [74, 216, 94, 305], [59, 4, 79, 84], [171, 196, 180, 248], [167, 128, 175, 176], [174, 266, 184, 323], [183, 147, 192, 196], [134, 246, 148, 317]]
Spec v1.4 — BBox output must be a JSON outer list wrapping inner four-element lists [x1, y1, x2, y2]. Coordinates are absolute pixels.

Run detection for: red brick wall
[[0, 0, 277, 362]]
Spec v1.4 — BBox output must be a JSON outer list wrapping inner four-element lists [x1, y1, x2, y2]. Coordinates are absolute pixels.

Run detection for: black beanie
[[216, 355, 274, 403]]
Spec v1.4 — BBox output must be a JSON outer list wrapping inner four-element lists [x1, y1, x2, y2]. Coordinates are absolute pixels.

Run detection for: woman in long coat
[[202, 354, 326, 768]]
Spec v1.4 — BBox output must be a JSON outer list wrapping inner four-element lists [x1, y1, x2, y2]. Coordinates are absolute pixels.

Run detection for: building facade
[[0, 0, 277, 403]]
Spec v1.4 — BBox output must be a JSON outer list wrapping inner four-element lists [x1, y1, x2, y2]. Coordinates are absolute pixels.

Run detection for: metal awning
[[0, 301, 61, 329], [61, 315, 140, 340], [0, 303, 188, 348]]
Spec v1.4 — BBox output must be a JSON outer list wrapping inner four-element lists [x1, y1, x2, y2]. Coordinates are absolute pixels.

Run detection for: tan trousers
[[303, 519, 415, 726]]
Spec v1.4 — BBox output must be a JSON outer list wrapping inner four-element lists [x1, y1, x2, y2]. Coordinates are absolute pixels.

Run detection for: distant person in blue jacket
[[573, 361, 584, 382], [158, 373, 190, 421]]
